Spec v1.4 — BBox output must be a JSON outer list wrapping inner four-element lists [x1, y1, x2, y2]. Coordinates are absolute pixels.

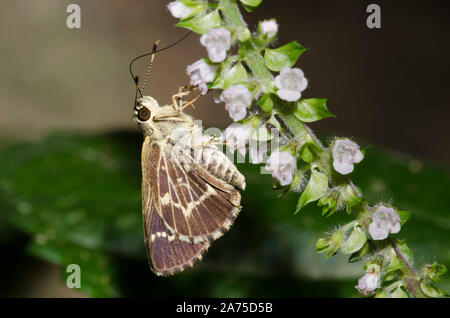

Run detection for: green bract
[[178, 0, 207, 19], [264, 41, 308, 72], [299, 142, 322, 163], [176, 10, 221, 34], [420, 279, 447, 297], [340, 224, 367, 254], [257, 93, 274, 113], [294, 98, 335, 123], [295, 168, 328, 213], [213, 62, 249, 89]]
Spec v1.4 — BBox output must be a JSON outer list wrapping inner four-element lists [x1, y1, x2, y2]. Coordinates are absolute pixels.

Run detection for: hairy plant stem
[[219, 0, 425, 298]]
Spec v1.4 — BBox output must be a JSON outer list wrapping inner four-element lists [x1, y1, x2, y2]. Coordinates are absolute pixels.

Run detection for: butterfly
[[131, 42, 245, 276]]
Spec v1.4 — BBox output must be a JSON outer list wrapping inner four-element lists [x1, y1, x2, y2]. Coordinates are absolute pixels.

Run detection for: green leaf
[[264, 41, 308, 72], [294, 98, 335, 123], [257, 93, 273, 113], [398, 210, 413, 226], [176, 10, 221, 34], [295, 169, 328, 213], [239, 0, 263, 12]]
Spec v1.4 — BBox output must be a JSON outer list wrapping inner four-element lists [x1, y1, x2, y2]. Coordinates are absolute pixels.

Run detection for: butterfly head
[[134, 95, 159, 123], [134, 95, 182, 138]]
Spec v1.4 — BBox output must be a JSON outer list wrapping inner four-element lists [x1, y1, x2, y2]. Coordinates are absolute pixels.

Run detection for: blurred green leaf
[[0, 132, 448, 297]]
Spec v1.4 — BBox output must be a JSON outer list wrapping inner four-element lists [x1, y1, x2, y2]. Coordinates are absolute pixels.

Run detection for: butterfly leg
[[171, 86, 200, 111]]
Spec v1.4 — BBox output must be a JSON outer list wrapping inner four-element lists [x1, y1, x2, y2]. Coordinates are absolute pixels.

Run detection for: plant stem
[[389, 238, 426, 298]]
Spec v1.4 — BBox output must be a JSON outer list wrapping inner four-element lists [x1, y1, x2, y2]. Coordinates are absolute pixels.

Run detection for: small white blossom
[[356, 267, 380, 296], [369, 206, 401, 240], [274, 67, 308, 102], [260, 19, 278, 38], [249, 140, 267, 164], [265, 151, 296, 186], [223, 123, 250, 156], [167, 1, 193, 19], [186, 59, 217, 95], [220, 84, 252, 121], [200, 27, 231, 63], [332, 139, 364, 175]]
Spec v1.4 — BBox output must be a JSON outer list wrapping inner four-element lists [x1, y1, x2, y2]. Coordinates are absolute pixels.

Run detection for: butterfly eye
[[138, 107, 151, 121]]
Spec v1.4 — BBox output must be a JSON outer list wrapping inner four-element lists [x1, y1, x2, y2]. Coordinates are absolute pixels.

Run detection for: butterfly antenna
[[140, 40, 160, 95], [129, 31, 192, 97]]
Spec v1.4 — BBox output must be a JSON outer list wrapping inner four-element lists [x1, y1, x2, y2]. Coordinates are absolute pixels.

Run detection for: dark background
[[0, 0, 449, 297]]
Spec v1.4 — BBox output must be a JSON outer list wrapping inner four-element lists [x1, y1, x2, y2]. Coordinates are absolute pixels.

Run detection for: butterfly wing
[[146, 138, 242, 244], [142, 137, 210, 276]]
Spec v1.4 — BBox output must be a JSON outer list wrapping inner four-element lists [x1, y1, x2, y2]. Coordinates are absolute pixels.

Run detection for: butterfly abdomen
[[195, 146, 246, 191]]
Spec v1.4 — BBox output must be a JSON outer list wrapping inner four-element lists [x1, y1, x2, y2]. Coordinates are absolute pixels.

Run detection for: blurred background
[[0, 0, 449, 297]]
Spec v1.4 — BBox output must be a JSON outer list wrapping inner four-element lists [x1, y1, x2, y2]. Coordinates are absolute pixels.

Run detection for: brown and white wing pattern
[[142, 182, 209, 276], [142, 137, 210, 276], [141, 136, 243, 276]]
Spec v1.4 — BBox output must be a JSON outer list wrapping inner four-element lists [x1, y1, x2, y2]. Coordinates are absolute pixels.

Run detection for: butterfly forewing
[[142, 137, 211, 276]]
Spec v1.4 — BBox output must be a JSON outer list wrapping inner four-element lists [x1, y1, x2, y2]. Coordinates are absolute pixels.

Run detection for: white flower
[[274, 67, 308, 102], [186, 59, 217, 95], [249, 140, 267, 164], [223, 123, 250, 156], [356, 266, 380, 296], [200, 27, 231, 63], [220, 84, 252, 121], [332, 139, 364, 175], [167, 1, 193, 19], [260, 19, 278, 38], [265, 151, 296, 186], [369, 206, 401, 240]]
